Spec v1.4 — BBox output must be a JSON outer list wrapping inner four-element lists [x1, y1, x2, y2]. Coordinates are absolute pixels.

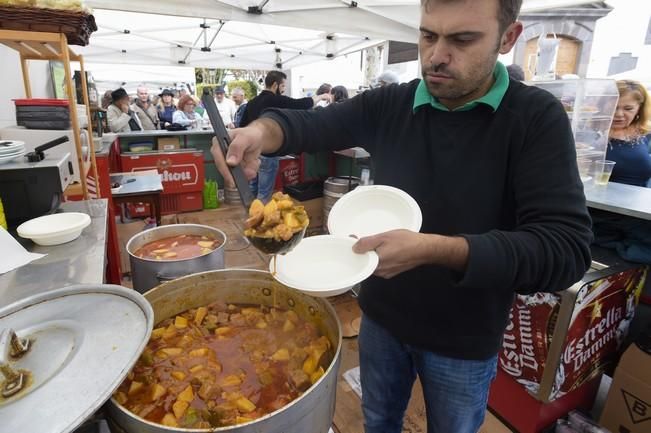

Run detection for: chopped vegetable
[[178, 385, 194, 402], [161, 413, 178, 427], [174, 316, 188, 328], [173, 400, 189, 419], [150, 383, 166, 401]]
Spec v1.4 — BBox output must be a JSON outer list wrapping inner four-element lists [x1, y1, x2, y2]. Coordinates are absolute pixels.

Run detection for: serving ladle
[[201, 89, 306, 256]]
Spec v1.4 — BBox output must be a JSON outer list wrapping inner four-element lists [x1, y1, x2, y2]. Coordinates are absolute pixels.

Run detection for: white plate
[[328, 185, 422, 237], [0, 151, 25, 164], [271, 235, 379, 297], [17, 212, 91, 246], [0, 146, 24, 156]]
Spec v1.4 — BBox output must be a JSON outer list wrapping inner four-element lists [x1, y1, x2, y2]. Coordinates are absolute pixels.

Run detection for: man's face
[[418, 0, 521, 108], [137, 88, 149, 103], [232, 93, 244, 105], [216, 92, 225, 102]]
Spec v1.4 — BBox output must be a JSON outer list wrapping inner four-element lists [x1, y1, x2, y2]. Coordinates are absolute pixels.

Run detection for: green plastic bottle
[[0, 197, 7, 230]]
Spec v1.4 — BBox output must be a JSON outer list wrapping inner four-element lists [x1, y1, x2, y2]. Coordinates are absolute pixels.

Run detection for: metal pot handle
[[0, 329, 30, 397], [156, 273, 183, 282]]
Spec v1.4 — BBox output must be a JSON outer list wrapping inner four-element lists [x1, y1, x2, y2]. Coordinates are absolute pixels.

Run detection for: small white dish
[[271, 235, 379, 298], [328, 185, 422, 237], [0, 151, 25, 164], [17, 212, 91, 246]]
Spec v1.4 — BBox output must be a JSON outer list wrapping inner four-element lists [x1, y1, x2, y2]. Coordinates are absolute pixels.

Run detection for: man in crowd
[[132, 85, 159, 130], [226, 1, 592, 432], [107, 88, 142, 133], [376, 70, 400, 87], [231, 87, 248, 128], [237, 70, 330, 203], [214, 86, 237, 129]]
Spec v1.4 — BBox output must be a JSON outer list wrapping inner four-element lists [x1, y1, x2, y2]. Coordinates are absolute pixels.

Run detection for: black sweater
[[263, 79, 593, 360], [240, 90, 313, 127]]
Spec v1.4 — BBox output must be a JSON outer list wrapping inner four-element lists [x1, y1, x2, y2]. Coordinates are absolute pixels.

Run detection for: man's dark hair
[[421, 0, 522, 33], [316, 83, 332, 95], [265, 70, 287, 88]]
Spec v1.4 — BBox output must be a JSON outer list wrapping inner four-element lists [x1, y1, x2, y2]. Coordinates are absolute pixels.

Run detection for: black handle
[[34, 136, 69, 153], [201, 88, 255, 209]]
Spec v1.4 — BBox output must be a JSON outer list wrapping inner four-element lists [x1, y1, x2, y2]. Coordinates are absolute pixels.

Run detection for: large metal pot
[[127, 224, 227, 293], [107, 269, 342, 433]]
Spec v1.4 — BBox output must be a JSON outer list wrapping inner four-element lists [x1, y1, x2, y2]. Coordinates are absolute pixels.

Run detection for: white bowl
[[327, 185, 422, 237], [17, 212, 91, 246], [271, 235, 379, 298]]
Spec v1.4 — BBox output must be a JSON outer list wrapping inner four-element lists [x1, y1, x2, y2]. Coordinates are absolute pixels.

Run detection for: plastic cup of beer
[[594, 160, 616, 186]]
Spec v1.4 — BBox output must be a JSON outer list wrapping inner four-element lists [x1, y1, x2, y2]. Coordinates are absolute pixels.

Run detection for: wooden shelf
[[0, 28, 99, 199]]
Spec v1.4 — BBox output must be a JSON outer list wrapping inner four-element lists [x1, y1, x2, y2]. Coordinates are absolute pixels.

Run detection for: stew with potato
[[114, 302, 333, 428], [134, 235, 221, 261]]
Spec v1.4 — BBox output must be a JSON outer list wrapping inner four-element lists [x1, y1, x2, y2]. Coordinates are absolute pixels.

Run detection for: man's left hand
[[353, 230, 431, 279]]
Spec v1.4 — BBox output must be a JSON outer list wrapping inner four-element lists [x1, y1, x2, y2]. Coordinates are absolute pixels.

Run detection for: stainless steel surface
[[127, 224, 227, 293], [110, 172, 163, 196], [112, 130, 215, 138], [585, 182, 651, 220], [108, 269, 342, 433], [0, 200, 109, 308], [0, 285, 153, 433]]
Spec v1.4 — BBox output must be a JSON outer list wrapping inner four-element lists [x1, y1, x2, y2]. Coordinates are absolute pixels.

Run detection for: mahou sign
[[499, 267, 646, 402], [121, 151, 205, 195]]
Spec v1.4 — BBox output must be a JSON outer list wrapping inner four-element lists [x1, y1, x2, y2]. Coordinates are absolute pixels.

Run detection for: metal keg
[[225, 186, 243, 205], [323, 176, 359, 232]]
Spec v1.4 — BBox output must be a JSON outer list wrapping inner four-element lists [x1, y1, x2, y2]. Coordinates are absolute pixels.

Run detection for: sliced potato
[[194, 306, 208, 325], [127, 381, 144, 396], [189, 365, 204, 374], [197, 240, 214, 248], [189, 347, 211, 357], [178, 385, 194, 402], [282, 319, 295, 332], [152, 248, 169, 254], [114, 391, 127, 405], [163, 251, 178, 258], [220, 374, 242, 387], [235, 397, 256, 413], [174, 316, 188, 328], [161, 413, 178, 427], [150, 383, 167, 401], [160, 347, 182, 356], [171, 371, 186, 381], [271, 348, 290, 362], [215, 326, 231, 336], [151, 326, 166, 339], [172, 400, 189, 419], [310, 366, 325, 384]]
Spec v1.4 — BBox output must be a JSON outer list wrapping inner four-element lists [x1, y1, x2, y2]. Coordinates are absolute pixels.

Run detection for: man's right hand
[[226, 118, 284, 179]]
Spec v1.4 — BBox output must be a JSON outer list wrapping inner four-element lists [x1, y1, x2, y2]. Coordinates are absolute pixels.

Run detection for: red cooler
[[489, 264, 648, 432], [121, 150, 204, 214]]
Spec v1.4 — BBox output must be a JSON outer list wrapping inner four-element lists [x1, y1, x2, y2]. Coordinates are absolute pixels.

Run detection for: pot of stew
[[127, 224, 227, 293], [107, 269, 342, 433]]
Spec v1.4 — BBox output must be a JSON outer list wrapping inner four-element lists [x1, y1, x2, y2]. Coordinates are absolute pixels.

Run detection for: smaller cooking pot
[[126, 224, 226, 293]]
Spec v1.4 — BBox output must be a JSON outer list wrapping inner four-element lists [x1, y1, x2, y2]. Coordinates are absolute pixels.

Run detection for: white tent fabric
[[81, 0, 588, 70]]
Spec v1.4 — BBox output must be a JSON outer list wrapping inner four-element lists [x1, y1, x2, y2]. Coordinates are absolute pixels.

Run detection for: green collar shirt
[[413, 61, 509, 113]]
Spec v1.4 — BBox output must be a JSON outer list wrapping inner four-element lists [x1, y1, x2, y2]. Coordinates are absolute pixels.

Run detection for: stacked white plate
[[272, 185, 423, 298], [0, 140, 26, 165]]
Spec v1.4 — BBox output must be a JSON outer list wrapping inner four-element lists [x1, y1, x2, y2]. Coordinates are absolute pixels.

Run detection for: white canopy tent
[[80, 0, 589, 70]]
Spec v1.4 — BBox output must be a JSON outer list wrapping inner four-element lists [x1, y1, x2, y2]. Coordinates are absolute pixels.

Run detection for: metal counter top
[[585, 182, 651, 220], [0, 199, 108, 308], [111, 129, 215, 138]]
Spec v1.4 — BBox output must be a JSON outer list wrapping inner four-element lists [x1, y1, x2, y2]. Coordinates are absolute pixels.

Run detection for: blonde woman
[[606, 80, 651, 187]]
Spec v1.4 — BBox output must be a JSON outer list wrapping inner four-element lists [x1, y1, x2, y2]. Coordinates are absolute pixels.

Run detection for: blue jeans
[[359, 315, 498, 433], [249, 156, 279, 203]]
